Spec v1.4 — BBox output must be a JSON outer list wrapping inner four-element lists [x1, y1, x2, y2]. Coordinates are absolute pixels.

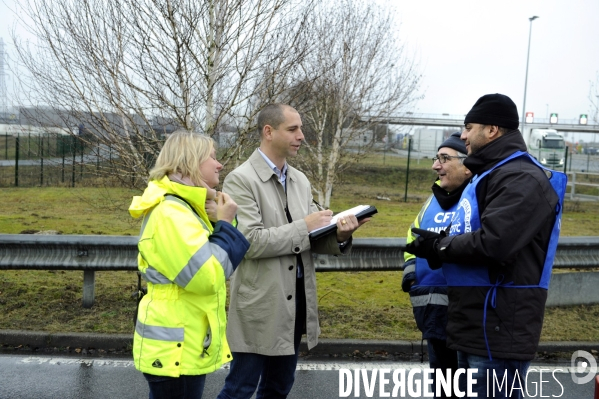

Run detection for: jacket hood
[[129, 176, 208, 219], [463, 129, 527, 176]]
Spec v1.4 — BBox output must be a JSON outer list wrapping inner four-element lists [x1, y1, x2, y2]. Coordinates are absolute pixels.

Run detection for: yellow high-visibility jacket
[[129, 176, 249, 377]]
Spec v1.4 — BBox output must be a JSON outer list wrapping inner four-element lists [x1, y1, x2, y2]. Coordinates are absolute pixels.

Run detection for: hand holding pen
[[305, 199, 333, 231]]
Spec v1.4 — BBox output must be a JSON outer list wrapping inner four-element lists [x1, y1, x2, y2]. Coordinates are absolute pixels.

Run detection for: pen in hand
[[312, 199, 329, 211], [306, 200, 334, 232]]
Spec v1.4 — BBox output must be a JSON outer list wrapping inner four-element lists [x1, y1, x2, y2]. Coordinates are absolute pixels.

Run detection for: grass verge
[[1, 158, 599, 342]]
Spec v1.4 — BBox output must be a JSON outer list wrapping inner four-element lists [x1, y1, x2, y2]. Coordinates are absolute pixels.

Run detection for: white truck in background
[[521, 128, 566, 168]]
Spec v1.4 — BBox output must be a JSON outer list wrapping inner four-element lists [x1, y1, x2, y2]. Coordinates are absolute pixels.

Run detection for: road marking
[[15, 357, 587, 373], [19, 357, 133, 367], [296, 362, 585, 373]]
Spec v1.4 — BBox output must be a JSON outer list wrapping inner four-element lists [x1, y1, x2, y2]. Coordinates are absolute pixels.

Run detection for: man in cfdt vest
[[402, 132, 471, 398], [405, 93, 566, 399]]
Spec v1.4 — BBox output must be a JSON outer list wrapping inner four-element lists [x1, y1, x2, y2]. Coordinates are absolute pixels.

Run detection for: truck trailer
[[521, 128, 566, 168]]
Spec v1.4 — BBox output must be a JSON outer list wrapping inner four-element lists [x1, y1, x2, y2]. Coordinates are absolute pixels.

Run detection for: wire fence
[[1, 132, 599, 198], [0, 133, 122, 187]]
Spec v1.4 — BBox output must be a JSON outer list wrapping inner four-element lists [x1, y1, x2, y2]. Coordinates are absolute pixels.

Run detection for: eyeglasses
[[432, 154, 467, 164]]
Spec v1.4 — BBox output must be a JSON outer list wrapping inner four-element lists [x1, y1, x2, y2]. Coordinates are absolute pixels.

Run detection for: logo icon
[[570, 350, 597, 384], [152, 359, 163, 368]]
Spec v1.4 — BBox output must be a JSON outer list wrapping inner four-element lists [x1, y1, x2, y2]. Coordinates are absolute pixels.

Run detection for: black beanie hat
[[438, 132, 467, 155], [464, 93, 519, 130]]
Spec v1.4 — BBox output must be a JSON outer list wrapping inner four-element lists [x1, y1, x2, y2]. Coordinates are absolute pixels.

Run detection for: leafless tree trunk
[[279, 0, 422, 207], [10, 0, 310, 188]]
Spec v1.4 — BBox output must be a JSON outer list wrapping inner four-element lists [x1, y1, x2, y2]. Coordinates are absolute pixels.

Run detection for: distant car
[[583, 147, 598, 155]]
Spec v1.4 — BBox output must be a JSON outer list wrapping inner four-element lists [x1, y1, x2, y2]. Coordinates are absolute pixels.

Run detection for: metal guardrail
[[0, 235, 138, 308], [316, 236, 599, 271], [1, 235, 598, 307], [567, 171, 599, 201]]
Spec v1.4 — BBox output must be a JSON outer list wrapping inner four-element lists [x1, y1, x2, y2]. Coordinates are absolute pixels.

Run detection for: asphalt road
[[0, 354, 596, 399]]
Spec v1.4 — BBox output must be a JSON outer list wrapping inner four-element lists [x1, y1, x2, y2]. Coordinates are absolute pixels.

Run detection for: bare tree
[[276, 0, 421, 207], [10, 0, 310, 188]]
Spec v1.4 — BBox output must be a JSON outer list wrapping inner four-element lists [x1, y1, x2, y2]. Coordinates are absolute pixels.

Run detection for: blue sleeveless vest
[[415, 195, 460, 287], [443, 151, 567, 359]]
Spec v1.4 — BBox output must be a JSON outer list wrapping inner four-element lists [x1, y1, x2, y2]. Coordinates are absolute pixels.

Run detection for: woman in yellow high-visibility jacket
[[129, 130, 250, 399]]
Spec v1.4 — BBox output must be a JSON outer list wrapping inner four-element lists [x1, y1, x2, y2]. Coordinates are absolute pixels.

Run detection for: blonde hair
[[149, 129, 215, 186]]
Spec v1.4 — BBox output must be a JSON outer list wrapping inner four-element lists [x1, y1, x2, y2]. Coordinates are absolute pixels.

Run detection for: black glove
[[404, 228, 445, 270]]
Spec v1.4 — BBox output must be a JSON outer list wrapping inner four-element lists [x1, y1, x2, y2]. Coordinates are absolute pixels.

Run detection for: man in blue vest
[[405, 93, 564, 399], [402, 132, 471, 397]]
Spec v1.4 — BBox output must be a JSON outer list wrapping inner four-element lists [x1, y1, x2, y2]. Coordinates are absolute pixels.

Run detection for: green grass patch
[[317, 271, 421, 340], [1, 159, 599, 341], [0, 186, 139, 235], [0, 270, 137, 334]]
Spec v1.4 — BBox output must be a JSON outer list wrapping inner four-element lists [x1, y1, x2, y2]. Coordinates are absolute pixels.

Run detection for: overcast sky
[[392, 0, 599, 123], [1, 0, 598, 124]]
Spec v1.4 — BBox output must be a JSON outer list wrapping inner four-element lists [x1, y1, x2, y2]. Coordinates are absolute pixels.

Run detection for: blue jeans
[[143, 373, 206, 399], [217, 278, 306, 399], [457, 351, 530, 399]]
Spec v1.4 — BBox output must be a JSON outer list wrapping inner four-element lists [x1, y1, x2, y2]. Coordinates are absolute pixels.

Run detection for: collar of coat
[[431, 179, 470, 210], [249, 149, 299, 184]]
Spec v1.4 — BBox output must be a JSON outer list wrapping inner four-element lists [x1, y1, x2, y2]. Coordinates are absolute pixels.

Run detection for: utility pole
[[0, 38, 8, 119], [521, 16, 539, 128]]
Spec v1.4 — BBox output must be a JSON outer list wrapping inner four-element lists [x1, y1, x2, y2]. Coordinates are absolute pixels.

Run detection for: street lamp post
[[521, 15, 539, 128]]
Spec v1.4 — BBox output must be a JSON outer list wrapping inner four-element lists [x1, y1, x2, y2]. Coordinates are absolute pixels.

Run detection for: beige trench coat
[[223, 149, 348, 356]]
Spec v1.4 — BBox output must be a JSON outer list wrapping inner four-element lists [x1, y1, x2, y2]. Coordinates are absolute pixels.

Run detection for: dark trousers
[[218, 277, 306, 399], [144, 373, 206, 399], [427, 338, 458, 399]]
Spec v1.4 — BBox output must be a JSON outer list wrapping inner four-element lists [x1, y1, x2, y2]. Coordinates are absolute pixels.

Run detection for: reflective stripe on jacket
[[402, 185, 460, 340], [129, 176, 249, 377]]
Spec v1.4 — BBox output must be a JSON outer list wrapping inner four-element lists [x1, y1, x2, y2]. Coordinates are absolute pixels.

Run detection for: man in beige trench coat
[[218, 104, 369, 399]]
